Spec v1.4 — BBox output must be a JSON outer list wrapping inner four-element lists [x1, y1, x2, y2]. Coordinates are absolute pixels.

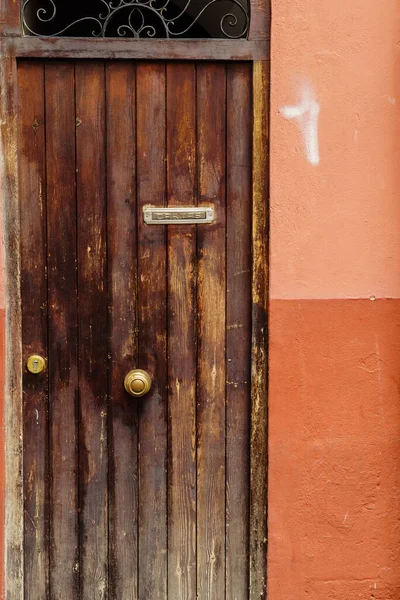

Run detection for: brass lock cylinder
[[124, 369, 152, 398], [26, 354, 46, 374]]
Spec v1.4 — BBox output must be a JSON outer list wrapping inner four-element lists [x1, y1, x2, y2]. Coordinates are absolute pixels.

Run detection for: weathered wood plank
[[226, 61, 252, 600], [106, 61, 139, 600], [196, 62, 226, 600], [248, 0, 270, 41], [0, 50, 23, 600], [19, 60, 49, 600], [250, 60, 269, 600], [15, 55, 268, 600], [7, 38, 269, 61], [166, 62, 197, 600], [75, 60, 108, 600], [136, 62, 167, 600], [45, 61, 79, 599], [0, 48, 23, 600], [0, 0, 20, 36]]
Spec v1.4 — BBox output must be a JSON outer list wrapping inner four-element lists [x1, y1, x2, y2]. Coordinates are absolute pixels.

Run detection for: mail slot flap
[[143, 206, 214, 225]]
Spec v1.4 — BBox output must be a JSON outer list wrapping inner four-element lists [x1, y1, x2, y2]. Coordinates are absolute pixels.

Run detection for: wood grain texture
[[248, 0, 270, 41], [19, 61, 49, 600], [0, 0, 20, 35], [250, 60, 269, 600], [106, 61, 139, 600], [45, 62, 79, 599], [7, 38, 269, 61], [166, 62, 197, 600], [226, 61, 252, 600], [16, 57, 268, 600], [136, 62, 167, 600], [196, 63, 226, 600], [75, 61, 108, 600], [1, 52, 23, 600]]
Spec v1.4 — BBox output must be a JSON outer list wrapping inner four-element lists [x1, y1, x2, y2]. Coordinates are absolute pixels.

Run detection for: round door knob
[[124, 369, 152, 398]]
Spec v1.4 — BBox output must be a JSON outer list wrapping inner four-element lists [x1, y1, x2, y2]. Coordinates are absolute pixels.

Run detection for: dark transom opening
[[22, 0, 250, 38]]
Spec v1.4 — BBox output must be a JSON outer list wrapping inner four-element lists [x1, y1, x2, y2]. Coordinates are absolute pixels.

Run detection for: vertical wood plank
[[1, 53, 23, 600], [75, 61, 108, 600], [136, 62, 167, 600], [106, 61, 139, 600], [19, 61, 49, 600], [226, 62, 252, 600], [248, 0, 270, 41], [250, 60, 269, 600], [196, 63, 226, 600], [248, 6, 270, 42], [166, 62, 197, 600], [45, 61, 79, 599]]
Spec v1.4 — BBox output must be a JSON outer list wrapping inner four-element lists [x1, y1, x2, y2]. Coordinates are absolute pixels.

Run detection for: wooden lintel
[[1, 36, 269, 61]]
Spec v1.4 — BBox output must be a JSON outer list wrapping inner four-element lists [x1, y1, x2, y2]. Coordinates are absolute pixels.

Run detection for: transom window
[[22, 0, 249, 38]]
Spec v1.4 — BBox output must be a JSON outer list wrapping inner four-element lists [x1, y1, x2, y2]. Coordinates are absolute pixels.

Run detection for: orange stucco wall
[[269, 1, 400, 598]]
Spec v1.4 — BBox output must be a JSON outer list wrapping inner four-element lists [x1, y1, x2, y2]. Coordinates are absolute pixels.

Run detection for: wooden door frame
[[0, 2, 269, 596]]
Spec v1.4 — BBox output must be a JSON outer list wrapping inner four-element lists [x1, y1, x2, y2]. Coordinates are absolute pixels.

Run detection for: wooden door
[[18, 59, 267, 600]]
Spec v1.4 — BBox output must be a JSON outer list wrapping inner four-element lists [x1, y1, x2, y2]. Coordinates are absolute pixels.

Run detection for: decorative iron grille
[[22, 0, 249, 38]]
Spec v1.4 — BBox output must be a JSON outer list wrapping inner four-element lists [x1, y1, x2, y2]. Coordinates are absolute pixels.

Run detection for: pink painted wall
[[269, 1, 400, 598], [271, 0, 400, 299]]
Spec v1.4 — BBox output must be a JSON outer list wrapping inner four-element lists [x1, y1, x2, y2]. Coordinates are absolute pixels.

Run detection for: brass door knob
[[124, 369, 152, 398]]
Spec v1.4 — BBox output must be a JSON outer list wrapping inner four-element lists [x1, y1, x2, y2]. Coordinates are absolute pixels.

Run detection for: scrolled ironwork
[[22, 0, 249, 38]]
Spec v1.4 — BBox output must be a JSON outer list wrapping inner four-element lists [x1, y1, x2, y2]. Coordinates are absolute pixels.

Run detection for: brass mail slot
[[143, 206, 214, 225]]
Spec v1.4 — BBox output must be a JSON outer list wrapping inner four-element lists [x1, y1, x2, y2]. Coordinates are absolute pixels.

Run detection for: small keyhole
[[27, 355, 45, 374]]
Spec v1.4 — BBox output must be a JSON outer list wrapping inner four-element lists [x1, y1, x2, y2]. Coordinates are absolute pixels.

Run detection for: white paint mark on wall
[[280, 83, 321, 166], [388, 96, 396, 105]]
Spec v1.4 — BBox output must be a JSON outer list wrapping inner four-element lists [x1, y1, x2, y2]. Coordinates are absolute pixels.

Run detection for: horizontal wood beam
[[1, 37, 269, 60]]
